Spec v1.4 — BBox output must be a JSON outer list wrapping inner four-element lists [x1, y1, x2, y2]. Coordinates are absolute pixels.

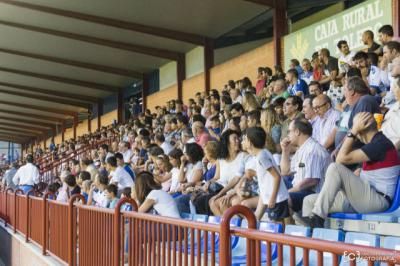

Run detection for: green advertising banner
[[284, 0, 392, 69]]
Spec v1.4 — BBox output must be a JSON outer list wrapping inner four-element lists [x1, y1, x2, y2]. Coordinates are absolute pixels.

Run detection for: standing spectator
[[244, 127, 289, 221], [280, 119, 331, 214], [378, 25, 394, 54], [2, 162, 18, 190], [255, 67, 267, 96], [12, 154, 39, 194], [303, 113, 400, 227], [312, 95, 341, 149]]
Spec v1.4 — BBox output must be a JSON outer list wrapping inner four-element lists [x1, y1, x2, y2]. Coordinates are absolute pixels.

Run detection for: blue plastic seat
[[309, 228, 345, 266], [181, 212, 193, 220], [381, 236, 400, 266], [331, 175, 400, 221], [340, 232, 380, 266], [204, 216, 241, 254], [283, 225, 312, 266]]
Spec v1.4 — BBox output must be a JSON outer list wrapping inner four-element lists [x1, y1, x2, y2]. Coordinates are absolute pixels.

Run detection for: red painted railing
[[0, 188, 399, 266]]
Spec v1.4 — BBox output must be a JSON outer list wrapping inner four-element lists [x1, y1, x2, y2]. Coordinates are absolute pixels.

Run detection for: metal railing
[[0, 188, 399, 266]]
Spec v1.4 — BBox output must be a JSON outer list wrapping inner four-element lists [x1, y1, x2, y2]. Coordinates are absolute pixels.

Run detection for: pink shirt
[[196, 132, 210, 148]]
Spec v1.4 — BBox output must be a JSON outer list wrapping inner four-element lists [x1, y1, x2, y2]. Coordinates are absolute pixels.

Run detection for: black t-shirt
[[327, 56, 339, 73], [367, 42, 381, 53]]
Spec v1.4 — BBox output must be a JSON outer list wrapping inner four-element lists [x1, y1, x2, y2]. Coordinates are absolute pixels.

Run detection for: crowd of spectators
[[1, 24, 400, 228]]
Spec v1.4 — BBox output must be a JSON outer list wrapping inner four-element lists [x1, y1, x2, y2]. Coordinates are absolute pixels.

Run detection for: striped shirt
[[290, 137, 331, 192], [315, 108, 341, 146]]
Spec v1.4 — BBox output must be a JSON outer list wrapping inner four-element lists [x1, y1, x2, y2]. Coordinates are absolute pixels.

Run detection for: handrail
[[231, 227, 400, 263], [1, 189, 400, 265]]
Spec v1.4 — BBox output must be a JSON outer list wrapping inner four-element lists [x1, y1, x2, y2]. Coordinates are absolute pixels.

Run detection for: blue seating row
[[180, 213, 400, 266]]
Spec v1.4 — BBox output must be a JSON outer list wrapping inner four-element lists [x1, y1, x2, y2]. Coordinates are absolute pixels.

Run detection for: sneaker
[[309, 214, 325, 228], [292, 212, 310, 227]]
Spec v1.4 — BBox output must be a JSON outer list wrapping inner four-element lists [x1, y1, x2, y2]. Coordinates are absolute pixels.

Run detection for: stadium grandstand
[[1, 0, 400, 265]]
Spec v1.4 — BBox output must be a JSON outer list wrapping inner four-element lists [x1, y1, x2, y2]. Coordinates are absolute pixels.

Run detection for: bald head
[[312, 94, 332, 117]]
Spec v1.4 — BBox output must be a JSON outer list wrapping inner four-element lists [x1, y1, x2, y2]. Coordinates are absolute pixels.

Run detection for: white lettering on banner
[[315, 20, 338, 42], [342, 0, 383, 31]]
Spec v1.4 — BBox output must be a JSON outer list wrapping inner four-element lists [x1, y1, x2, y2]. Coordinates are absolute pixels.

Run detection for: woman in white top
[[167, 148, 184, 194], [209, 129, 247, 215], [134, 171, 180, 218]]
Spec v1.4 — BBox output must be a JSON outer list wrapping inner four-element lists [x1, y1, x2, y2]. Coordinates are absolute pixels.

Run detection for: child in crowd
[[244, 127, 290, 222], [105, 184, 119, 209], [208, 115, 222, 141], [167, 148, 184, 196]]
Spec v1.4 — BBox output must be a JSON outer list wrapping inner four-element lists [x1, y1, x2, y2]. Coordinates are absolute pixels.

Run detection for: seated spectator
[[260, 107, 281, 154], [209, 130, 248, 215], [271, 79, 290, 102], [271, 97, 286, 123], [105, 184, 119, 209], [247, 110, 261, 128], [312, 94, 341, 150], [115, 152, 135, 181], [337, 40, 355, 77], [167, 148, 184, 195], [244, 127, 290, 221], [280, 119, 331, 215], [154, 133, 173, 155], [302, 95, 320, 140], [77, 171, 91, 187], [64, 174, 81, 198], [192, 121, 211, 148], [243, 91, 261, 112], [300, 58, 313, 85], [362, 30, 380, 53], [230, 87, 242, 104], [134, 171, 180, 218], [281, 96, 304, 140], [286, 68, 309, 98], [303, 112, 400, 227], [119, 141, 133, 163], [207, 115, 222, 141], [353, 51, 384, 96], [289, 58, 303, 76], [318, 48, 339, 91], [81, 180, 92, 203], [88, 173, 109, 207], [308, 81, 323, 96], [107, 156, 134, 191], [334, 76, 380, 149], [382, 77, 400, 151], [153, 154, 173, 191]]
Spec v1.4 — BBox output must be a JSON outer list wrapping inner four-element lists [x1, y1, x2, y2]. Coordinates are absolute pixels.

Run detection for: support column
[[394, 0, 400, 37], [273, 0, 288, 66], [97, 100, 103, 130], [88, 113, 92, 133], [117, 89, 124, 124], [61, 121, 65, 142], [142, 74, 149, 112], [204, 38, 214, 96], [73, 115, 78, 140], [177, 55, 186, 101]]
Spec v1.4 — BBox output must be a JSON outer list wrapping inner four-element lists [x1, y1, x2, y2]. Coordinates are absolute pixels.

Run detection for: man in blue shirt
[[286, 68, 309, 98]]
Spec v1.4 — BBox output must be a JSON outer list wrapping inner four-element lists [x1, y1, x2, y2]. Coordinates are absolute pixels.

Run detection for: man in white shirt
[[13, 154, 40, 194], [312, 95, 341, 150], [280, 118, 331, 214], [337, 40, 355, 76], [302, 95, 320, 141], [154, 133, 173, 155], [106, 156, 133, 191], [119, 141, 133, 163]]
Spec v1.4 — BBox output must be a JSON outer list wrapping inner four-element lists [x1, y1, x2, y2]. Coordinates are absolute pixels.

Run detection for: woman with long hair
[[134, 171, 180, 218], [242, 91, 261, 112], [260, 107, 282, 154], [209, 129, 248, 215]]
